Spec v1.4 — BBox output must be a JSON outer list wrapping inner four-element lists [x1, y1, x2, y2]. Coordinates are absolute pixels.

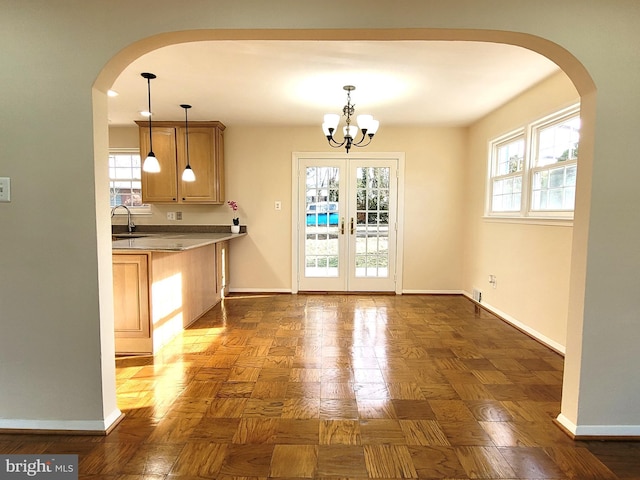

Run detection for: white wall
[[109, 125, 466, 292], [464, 72, 580, 351]]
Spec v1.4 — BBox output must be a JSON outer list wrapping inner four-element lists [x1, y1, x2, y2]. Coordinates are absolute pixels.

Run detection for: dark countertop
[[112, 231, 246, 252]]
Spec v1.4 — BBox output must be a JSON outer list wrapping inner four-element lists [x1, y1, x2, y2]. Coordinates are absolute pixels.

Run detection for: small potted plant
[[228, 200, 240, 233]]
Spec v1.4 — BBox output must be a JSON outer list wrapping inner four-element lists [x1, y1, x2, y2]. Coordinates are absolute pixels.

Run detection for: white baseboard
[[229, 288, 292, 294], [402, 289, 464, 295], [556, 413, 640, 437], [0, 408, 122, 433], [462, 291, 566, 355]]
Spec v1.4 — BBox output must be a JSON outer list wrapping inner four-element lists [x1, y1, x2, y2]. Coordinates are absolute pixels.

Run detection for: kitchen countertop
[[112, 232, 246, 252]]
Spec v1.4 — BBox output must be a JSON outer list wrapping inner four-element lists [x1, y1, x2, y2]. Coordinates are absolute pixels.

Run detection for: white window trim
[[109, 148, 152, 215], [485, 103, 580, 223]]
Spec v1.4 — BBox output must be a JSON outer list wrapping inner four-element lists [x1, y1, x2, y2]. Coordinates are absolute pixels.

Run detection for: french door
[[296, 156, 399, 292]]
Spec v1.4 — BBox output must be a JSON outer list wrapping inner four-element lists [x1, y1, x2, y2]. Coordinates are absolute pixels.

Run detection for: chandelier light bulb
[[343, 125, 358, 138]]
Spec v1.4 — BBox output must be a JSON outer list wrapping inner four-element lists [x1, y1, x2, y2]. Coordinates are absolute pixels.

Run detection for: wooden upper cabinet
[[136, 120, 225, 204], [139, 126, 178, 202]]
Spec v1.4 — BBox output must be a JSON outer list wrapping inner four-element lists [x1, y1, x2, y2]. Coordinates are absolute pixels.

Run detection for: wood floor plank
[[455, 445, 517, 479], [169, 442, 227, 477], [319, 419, 361, 445], [363, 444, 418, 478], [269, 444, 318, 478]]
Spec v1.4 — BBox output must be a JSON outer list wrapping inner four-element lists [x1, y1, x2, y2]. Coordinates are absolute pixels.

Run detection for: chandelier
[[322, 85, 379, 153]]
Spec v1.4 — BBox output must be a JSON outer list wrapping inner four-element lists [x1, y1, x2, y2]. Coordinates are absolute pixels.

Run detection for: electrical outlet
[[167, 212, 176, 220], [275, 201, 282, 211], [0, 177, 10, 202], [176, 211, 182, 220]]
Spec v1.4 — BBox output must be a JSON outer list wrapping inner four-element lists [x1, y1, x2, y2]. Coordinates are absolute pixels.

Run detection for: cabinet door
[[177, 126, 222, 203], [140, 126, 178, 202], [113, 254, 152, 354]]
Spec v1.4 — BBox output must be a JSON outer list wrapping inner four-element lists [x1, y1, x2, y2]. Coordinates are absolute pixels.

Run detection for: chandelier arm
[[326, 132, 347, 148], [352, 129, 370, 146], [353, 136, 373, 148], [328, 138, 347, 148]]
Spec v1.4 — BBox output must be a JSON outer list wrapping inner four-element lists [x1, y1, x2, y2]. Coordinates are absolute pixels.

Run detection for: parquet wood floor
[[2, 294, 639, 479]]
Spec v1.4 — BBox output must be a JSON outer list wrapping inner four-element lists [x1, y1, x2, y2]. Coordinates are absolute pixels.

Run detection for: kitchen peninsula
[[112, 229, 245, 355]]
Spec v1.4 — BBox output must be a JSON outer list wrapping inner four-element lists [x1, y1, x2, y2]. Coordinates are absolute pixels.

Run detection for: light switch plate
[[0, 177, 10, 202]]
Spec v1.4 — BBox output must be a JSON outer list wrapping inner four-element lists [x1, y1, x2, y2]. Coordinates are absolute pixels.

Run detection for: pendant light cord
[[184, 106, 190, 167], [147, 76, 153, 153]]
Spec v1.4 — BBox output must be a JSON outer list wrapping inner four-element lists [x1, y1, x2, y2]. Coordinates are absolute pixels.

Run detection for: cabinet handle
[[340, 217, 345, 235], [350, 217, 355, 235]]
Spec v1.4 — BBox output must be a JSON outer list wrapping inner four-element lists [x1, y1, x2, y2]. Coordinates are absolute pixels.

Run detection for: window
[[490, 133, 524, 213], [530, 114, 579, 212], [487, 104, 580, 219], [109, 150, 150, 213]]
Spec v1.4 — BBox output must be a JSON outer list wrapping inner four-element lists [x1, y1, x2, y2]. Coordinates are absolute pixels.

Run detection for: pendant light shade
[[141, 72, 160, 173], [180, 104, 196, 182], [143, 152, 160, 173], [182, 164, 196, 182]]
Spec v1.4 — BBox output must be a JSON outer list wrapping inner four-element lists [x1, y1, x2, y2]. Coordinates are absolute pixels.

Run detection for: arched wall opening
[[94, 28, 596, 434]]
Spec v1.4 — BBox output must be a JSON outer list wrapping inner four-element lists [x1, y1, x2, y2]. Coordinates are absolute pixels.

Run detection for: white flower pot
[[231, 225, 240, 234]]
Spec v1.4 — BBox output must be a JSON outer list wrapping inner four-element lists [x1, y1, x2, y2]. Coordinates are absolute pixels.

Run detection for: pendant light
[[141, 72, 160, 173], [180, 104, 196, 182]]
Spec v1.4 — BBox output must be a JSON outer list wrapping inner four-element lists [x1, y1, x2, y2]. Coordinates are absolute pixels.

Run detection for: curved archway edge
[[94, 28, 596, 436], [95, 29, 595, 95]]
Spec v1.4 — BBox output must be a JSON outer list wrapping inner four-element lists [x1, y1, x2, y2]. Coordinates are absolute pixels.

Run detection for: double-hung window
[[487, 104, 580, 220], [529, 112, 580, 213], [489, 132, 525, 214], [109, 150, 151, 214]]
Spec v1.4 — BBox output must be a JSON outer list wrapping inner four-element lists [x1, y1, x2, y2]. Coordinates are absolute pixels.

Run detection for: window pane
[[496, 138, 524, 175], [530, 164, 576, 211], [566, 165, 577, 186], [548, 189, 563, 209], [491, 175, 522, 212], [536, 115, 580, 167]]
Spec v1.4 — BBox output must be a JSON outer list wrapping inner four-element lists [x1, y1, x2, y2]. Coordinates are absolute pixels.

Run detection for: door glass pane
[[354, 167, 390, 278], [305, 167, 340, 277]]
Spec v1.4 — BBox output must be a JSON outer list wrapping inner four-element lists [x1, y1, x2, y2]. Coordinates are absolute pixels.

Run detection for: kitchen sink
[[112, 233, 154, 240]]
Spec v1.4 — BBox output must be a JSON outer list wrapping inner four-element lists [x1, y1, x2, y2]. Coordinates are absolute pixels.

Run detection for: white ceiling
[[108, 40, 560, 128]]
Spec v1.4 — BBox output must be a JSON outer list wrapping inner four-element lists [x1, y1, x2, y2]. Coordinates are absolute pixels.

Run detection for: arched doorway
[[94, 29, 595, 434]]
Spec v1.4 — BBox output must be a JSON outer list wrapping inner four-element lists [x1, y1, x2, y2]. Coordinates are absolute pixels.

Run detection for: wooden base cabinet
[[113, 243, 228, 355], [136, 120, 225, 204], [113, 254, 152, 355]]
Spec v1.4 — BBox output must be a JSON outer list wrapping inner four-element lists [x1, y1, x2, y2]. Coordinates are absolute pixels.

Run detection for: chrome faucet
[[111, 204, 135, 233]]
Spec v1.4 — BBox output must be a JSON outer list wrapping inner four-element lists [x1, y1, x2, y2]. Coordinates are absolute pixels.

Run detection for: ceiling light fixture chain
[[322, 85, 379, 154]]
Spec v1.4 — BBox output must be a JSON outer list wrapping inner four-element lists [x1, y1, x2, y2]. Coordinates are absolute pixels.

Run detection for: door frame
[[291, 151, 405, 294]]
